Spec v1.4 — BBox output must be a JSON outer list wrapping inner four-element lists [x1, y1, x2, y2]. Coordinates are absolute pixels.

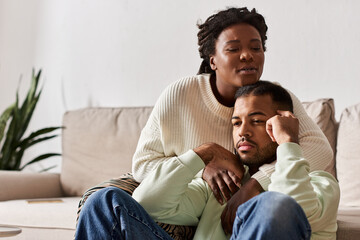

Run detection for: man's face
[[232, 94, 278, 170]]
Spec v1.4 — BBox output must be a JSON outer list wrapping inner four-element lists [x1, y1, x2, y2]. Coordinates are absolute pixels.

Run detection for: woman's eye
[[227, 48, 239, 52], [252, 47, 261, 51]]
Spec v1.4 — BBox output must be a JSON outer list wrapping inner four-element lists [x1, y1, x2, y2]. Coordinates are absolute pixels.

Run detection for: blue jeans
[[75, 188, 311, 240], [230, 191, 311, 240]]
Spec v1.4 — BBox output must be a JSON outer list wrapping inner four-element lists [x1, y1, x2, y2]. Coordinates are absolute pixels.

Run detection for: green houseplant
[[0, 69, 61, 171]]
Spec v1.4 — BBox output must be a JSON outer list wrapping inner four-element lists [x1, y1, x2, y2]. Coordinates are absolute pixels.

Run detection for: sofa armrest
[[0, 170, 64, 201]]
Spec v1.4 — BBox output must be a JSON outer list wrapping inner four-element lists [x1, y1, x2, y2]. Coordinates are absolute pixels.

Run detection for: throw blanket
[[76, 173, 196, 240]]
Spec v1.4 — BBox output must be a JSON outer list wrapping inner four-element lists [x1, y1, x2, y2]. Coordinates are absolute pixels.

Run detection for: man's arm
[[221, 110, 301, 235], [132, 150, 208, 226], [267, 110, 339, 236], [269, 144, 339, 237], [251, 90, 333, 191]]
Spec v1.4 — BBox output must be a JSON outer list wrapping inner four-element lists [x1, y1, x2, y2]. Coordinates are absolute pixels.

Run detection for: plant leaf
[[25, 127, 62, 141], [39, 165, 57, 172], [0, 96, 19, 169], [18, 127, 62, 148], [18, 134, 59, 152], [0, 103, 15, 145], [19, 153, 61, 170]]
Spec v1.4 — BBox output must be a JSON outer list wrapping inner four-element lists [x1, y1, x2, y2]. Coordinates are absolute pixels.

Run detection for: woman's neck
[[210, 75, 236, 107]]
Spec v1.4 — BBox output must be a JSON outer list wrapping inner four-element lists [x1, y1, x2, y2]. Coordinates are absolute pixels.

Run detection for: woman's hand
[[194, 143, 245, 204], [221, 178, 263, 235]]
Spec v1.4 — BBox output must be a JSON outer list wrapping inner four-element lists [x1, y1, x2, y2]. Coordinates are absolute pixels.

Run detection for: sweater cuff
[[178, 150, 205, 176], [251, 171, 271, 191], [276, 142, 303, 162]]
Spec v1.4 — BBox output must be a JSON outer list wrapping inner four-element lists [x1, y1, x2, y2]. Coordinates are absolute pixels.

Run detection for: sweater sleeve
[[132, 150, 208, 226], [132, 80, 183, 182], [269, 143, 339, 238], [251, 89, 333, 190]]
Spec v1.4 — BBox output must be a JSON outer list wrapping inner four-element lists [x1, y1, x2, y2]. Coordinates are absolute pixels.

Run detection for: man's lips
[[237, 140, 256, 151], [239, 144, 253, 151]]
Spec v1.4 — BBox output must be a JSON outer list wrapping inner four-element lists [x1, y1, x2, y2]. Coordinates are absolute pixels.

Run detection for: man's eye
[[232, 121, 241, 126], [253, 119, 264, 124]]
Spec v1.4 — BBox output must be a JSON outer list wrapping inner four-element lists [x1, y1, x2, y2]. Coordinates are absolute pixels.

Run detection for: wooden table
[[0, 227, 21, 237]]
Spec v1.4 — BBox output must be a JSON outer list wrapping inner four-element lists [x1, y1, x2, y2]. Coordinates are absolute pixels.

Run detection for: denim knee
[[82, 187, 130, 214], [249, 191, 305, 225], [233, 191, 311, 240]]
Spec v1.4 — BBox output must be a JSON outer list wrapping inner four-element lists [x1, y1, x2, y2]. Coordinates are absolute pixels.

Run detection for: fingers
[[265, 121, 276, 142], [266, 110, 299, 144], [207, 171, 240, 204], [228, 171, 242, 188], [214, 173, 237, 204], [215, 175, 231, 203], [208, 178, 224, 204], [276, 110, 295, 117]]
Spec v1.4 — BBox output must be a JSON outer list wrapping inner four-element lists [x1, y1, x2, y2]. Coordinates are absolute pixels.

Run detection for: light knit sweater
[[132, 74, 333, 190], [132, 143, 339, 240]]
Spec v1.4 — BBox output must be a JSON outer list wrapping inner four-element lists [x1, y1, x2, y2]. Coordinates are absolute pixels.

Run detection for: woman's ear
[[209, 56, 217, 71]]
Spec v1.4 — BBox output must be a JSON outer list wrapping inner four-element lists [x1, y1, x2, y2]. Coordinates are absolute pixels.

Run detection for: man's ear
[[209, 56, 217, 71]]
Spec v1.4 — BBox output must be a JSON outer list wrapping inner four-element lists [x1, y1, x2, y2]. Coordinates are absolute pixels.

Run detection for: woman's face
[[210, 23, 265, 92]]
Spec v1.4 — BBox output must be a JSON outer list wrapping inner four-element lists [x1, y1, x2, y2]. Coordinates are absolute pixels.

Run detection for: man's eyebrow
[[232, 111, 267, 120], [248, 111, 266, 117]]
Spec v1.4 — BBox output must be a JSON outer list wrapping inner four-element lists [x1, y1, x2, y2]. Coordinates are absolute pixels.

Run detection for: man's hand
[[266, 110, 299, 145], [194, 143, 245, 204], [221, 178, 263, 235]]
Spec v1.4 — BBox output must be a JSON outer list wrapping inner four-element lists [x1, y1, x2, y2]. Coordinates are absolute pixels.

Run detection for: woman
[[132, 7, 332, 203], [76, 7, 333, 239]]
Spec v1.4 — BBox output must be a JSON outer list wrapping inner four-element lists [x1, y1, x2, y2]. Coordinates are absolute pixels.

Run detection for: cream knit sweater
[[132, 74, 333, 190]]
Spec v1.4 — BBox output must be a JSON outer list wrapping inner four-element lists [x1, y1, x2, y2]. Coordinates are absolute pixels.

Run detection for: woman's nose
[[240, 50, 253, 62]]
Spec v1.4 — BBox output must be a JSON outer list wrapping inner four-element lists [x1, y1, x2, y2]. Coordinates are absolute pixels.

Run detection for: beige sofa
[[0, 99, 359, 239]]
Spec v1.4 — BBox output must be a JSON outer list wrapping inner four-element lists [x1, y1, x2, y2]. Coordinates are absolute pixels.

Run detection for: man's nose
[[238, 122, 251, 138]]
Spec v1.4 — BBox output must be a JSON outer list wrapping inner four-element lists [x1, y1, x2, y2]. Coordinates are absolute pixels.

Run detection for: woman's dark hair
[[197, 7, 268, 75], [235, 81, 293, 112]]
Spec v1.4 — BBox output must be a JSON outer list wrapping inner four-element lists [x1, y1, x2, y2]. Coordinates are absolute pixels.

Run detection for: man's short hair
[[234, 81, 293, 112]]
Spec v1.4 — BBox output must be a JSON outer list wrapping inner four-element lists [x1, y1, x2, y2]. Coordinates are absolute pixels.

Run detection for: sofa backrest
[[60, 99, 339, 197], [336, 102, 360, 207], [302, 98, 338, 177], [61, 107, 153, 196]]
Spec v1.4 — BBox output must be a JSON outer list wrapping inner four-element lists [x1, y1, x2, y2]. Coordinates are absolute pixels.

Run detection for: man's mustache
[[236, 137, 257, 148]]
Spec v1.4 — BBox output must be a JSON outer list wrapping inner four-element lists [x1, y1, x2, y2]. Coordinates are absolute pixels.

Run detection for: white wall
[[1, 0, 360, 172]]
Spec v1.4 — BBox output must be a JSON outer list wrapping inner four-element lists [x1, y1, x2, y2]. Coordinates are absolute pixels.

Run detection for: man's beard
[[240, 141, 278, 170]]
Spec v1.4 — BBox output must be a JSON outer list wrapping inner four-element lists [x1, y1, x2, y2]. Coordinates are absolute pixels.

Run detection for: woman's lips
[[238, 68, 257, 75]]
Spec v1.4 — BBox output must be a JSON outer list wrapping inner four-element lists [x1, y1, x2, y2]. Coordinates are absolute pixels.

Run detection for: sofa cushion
[[302, 98, 337, 177], [337, 206, 360, 240], [0, 197, 79, 230], [61, 107, 153, 196], [336, 103, 360, 207]]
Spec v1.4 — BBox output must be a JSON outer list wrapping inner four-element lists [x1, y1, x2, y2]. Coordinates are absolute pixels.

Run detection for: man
[[75, 81, 339, 240]]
